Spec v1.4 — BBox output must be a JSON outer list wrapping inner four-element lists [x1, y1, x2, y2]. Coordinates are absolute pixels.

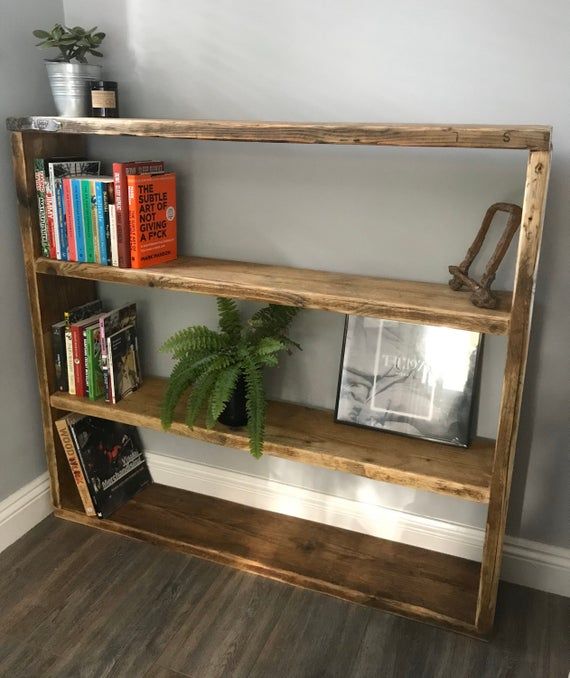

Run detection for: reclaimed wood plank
[[51, 376, 494, 502], [6, 117, 552, 150], [56, 484, 481, 634], [35, 256, 512, 335]]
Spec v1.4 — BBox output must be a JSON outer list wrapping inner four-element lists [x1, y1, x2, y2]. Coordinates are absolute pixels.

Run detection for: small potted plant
[[33, 24, 105, 117], [160, 298, 301, 458]]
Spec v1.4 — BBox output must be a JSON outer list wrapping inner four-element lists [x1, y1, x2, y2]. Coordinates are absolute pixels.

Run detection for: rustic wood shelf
[[7, 116, 551, 150], [35, 256, 512, 334], [9, 117, 551, 636], [51, 377, 494, 503], [56, 483, 482, 634]]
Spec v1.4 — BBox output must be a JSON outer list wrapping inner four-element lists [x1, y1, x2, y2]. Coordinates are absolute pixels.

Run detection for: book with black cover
[[65, 414, 152, 518], [335, 317, 483, 447], [107, 324, 142, 403]]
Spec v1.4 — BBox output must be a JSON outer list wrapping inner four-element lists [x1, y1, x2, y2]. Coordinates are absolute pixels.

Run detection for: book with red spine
[[112, 160, 164, 268], [71, 313, 104, 397], [62, 177, 77, 261], [127, 172, 177, 268]]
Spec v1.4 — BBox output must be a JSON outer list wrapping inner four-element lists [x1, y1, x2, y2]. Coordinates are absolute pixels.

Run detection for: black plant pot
[[218, 375, 248, 428]]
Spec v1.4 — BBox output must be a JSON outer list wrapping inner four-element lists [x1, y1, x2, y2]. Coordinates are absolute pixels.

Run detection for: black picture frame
[[334, 315, 483, 447]]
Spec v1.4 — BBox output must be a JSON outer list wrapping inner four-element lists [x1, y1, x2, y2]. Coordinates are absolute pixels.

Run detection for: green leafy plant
[[160, 298, 301, 458], [33, 24, 105, 63]]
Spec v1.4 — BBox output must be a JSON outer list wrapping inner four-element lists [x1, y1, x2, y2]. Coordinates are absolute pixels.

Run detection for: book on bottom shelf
[[56, 414, 152, 518]]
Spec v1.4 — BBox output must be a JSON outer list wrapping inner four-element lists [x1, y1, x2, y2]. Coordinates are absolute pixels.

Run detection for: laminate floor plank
[[0, 516, 567, 678], [154, 569, 293, 677]]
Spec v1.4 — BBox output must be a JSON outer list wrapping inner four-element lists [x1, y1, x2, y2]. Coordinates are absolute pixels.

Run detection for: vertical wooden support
[[11, 131, 97, 507], [476, 150, 551, 633]]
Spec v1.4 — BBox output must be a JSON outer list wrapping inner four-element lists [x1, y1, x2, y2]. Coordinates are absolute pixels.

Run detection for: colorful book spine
[[55, 417, 96, 516], [109, 203, 119, 266], [85, 325, 104, 400], [127, 172, 177, 268], [71, 322, 87, 397], [113, 160, 164, 268], [62, 178, 76, 261], [81, 180, 96, 263], [71, 179, 85, 262], [45, 181, 57, 258], [34, 159, 50, 257], [51, 320, 68, 392], [90, 181, 100, 264], [95, 180, 113, 265]]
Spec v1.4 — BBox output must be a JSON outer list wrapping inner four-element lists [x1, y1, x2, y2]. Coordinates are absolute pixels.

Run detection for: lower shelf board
[[56, 483, 482, 635]]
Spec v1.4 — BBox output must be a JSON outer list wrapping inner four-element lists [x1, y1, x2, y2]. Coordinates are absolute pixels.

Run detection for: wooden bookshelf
[[51, 377, 495, 503], [8, 117, 551, 637]]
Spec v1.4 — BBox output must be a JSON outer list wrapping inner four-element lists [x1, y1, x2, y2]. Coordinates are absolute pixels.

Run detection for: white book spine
[[109, 203, 119, 267]]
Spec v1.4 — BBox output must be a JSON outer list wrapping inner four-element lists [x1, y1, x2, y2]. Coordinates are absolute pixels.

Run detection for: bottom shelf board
[[57, 483, 481, 634]]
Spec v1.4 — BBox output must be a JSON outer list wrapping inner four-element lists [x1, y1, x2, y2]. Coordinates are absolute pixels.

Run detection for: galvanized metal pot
[[45, 62, 102, 117]]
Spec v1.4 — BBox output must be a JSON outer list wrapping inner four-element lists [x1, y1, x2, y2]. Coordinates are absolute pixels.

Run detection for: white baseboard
[[0, 472, 52, 554], [147, 452, 570, 598]]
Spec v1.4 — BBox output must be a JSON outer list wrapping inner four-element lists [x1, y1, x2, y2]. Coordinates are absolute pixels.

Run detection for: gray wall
[[56, 0, 568, 548], [0, 0, 64, 501]]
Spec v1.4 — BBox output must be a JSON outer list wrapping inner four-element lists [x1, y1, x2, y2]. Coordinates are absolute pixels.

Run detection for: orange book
[[127, 172, 177, 268]]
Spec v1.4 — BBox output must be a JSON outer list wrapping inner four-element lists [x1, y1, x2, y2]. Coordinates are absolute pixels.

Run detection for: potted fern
[[33, 24, 105, 117], [160, 298, 300, 458]]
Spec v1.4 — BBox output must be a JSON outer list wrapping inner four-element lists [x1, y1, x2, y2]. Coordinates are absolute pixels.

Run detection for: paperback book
[[57, 414, 152, 518], [98, 303, 138, 401], [335, 317, 482, 447], [64, 300, 103, 396], [112, 160, 165, 267], [107, 324, 142, 403], [127, 172, 177, 268]]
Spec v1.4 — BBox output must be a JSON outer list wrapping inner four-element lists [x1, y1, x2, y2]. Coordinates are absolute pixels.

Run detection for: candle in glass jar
[[90, 81, 119, 117]]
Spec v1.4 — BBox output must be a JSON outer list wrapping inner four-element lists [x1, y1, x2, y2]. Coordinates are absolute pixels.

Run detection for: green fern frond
[[160, 353, 220, 429], [243, 355, 266, 458], [159, 326, 226, 357], [185, 369, 220, 428], [216, 297, 242, 342], [248, 304, 299, 337], [255, 337, 285, 356], [207, 364, 241, 427]]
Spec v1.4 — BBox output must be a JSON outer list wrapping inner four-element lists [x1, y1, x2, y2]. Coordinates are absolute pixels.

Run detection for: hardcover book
[[98, 303, 137, 401], [127, 172, 177, 268], [55, 416, 97, 516], [112, 160, 165, 267], [107, 324, 142, 403], [335, 317, 482, 447], [51, 320, 68, 392], [63, 414, 152, 518]]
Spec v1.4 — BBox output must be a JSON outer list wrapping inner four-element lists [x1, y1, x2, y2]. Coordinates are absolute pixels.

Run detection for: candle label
[[91, 90, 116, 108]]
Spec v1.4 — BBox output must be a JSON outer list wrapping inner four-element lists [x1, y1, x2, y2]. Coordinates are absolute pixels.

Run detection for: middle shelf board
[[35, 256, 511, 335], [51, 376, 494, 503]]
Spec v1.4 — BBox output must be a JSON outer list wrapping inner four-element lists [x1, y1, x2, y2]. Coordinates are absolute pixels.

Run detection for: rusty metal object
[[449, 202, 522, 309]]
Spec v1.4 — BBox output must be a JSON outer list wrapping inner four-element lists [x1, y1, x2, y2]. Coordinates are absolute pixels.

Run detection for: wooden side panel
[[10, 131, 97, 507], [475, 151, 551, 633]]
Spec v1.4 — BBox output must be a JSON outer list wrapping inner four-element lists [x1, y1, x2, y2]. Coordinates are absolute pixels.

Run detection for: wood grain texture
[[10, 131, 97, 507], [51, 376, 494, 502], [6, 117, 552, 150], [475, 151, 552, 633], [55, 484, 482, 634], [35, 256, 512, 334]]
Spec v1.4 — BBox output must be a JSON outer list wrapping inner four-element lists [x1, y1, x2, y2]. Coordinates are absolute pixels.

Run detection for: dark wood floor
[[0, 517, 567, 677]]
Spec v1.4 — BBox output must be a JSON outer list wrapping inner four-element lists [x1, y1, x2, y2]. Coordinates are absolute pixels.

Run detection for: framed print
[[334, 316, 482, 447]]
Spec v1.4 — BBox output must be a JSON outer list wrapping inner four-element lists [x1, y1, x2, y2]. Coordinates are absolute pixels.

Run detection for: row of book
[[56, 415, 151, 518], [35, 158, 177, 269], [52, 299, 142, 404]]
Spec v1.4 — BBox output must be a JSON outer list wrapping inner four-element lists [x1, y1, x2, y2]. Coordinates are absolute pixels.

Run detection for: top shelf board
[[7, 117, 552, 151]]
